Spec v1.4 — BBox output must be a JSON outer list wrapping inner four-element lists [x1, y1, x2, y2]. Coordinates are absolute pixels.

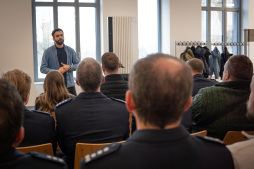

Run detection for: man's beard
[[56, 39, 64, 45]]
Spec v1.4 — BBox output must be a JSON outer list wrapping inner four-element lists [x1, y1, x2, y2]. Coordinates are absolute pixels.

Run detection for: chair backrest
[[17, 143, 53, 155], [223, 131, 254, 145], [190, 130, 207, 136], [129, 112, 132, 136], [74, 141, 125, 169]]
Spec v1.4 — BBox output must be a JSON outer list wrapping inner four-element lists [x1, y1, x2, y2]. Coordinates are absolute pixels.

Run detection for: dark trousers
[[67, 86, 77, 96]]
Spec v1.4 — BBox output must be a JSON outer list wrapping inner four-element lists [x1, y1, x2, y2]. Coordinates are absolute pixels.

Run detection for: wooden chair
[[17, 143, 53, 155], [129, 112, 133, 136], [190, 130, 207, 136], [223, 131, 254, 145], [74, 141, 125, 169]]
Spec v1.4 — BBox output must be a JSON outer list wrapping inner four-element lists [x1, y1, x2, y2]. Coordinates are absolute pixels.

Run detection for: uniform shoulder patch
[[30, 152, 65, 165], [110, 97, 126, 104], [83, 142, 121, 164], [195, 135, 224, 145], [55, 98, 73, 108]]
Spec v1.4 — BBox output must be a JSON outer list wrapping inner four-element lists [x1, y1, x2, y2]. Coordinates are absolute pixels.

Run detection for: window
[[138, 0, 161, 59], [32, 0, 100, 82], [202, 0, 240, 54]]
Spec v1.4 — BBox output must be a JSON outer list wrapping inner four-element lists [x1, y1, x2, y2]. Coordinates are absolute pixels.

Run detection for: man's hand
[[61, 62, 71, 71], [58, 67, 67, 74]]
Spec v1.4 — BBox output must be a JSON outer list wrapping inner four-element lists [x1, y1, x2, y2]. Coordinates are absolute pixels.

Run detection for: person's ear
[[14, 127, 24, 147], [125, 90, 135, 112], [24, 93, 30, 105], [223, 71, 230, 81], [101, 76, 105, 84], [102, 66, 106, 73], [183, 96, 192, 112], [76, 78, 80, 86], [118, 63, 121, 68]]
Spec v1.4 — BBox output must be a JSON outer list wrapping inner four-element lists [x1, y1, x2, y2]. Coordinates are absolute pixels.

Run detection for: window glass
[[227, 11, 239, 53], [58, 7, 76, 50], [226, 0, 239, 8], [80, 7, 96, 60], [202, 0, 207, 7], [35, 0, 53, 2], [58, 0, 75, 2], [211, 11, 223, 52], [202, 11, 207, 42], [36, 7, 54, 79], [138, 0, 158, 59], [211, 0, 223, 7], [79, 0, 95, 2]]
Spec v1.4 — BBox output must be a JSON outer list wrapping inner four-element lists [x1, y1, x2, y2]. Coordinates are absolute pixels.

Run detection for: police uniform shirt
[[19, 107, 57, 154], [0, 148, 67, 169], [55, 92, 129, 169], [81, 126, 234, 169]]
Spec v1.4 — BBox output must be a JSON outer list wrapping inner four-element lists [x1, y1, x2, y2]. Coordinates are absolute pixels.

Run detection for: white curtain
[[112, 16, 134, 74]]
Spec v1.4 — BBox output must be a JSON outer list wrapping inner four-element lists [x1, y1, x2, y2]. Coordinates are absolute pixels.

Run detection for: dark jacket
[[203, 46, 211, 66], [192, 74, 218, 96], [100, 74, 128, 101], [81, 126, 234, 169], [0, 148, 67, 169], [192, 81, 254, 140], [195, 46, 210, 78], [209, 47, 221, 79], [220, 47, 233, 79], [19, 107, 57, 154], [55, 92, 129, 169]]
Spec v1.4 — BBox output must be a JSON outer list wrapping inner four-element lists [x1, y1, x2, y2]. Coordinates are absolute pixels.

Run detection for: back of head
[[187, 58, 204, 74], [0, 79, 23, 154], [77, 57, 102, 92], [225, 55, 253, 81], [2, 69, 31, 102], [101, 52, 119, 73], [129, 53, 193, 128]]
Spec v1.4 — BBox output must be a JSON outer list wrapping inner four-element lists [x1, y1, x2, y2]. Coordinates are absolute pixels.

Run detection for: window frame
[[32, 0, 101, 82], [202, 0, 241, 52]]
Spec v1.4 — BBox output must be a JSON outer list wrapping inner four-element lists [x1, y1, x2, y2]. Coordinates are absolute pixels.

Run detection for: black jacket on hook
[[195, 46, 210, 78], [219, 47, 233, 79]]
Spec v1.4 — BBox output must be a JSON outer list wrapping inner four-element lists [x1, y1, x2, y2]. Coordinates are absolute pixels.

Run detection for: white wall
[[101, 0, 139, 63], [169, 0, 201, 57]]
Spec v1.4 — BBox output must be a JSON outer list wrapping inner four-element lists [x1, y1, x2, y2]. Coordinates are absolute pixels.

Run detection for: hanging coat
[[209, 47, 221, 79], [219, 47, 233, 79], [194, 46, 210, 78], [203, 46, 211, 66], [180, 47, 195, 61]]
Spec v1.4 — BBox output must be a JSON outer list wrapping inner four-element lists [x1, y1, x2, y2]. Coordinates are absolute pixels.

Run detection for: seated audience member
[[0, 79, 67, 169], [2, 69, 57, 153], [100, 52, 128, 101], [226, 75, 254, 169], [35, 70, 74, 114], [55, 58, 129, 169], [192, 55, 254, 140], [187, 58, 218, 96], [80, 53, 234, 169]]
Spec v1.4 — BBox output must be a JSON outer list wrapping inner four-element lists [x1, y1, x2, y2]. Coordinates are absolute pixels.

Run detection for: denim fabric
[[41, 44, 79, 88]]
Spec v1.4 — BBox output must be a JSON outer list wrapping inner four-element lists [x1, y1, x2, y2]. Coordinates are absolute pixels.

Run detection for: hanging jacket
[[203, 46, 211, 66], [194, 46, 210, 78], [180, 47, 195, 61], [220, 47, 233, 79], [209, 47, 221, 79]]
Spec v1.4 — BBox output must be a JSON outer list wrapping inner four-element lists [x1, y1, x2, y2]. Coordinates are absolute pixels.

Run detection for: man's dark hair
[[101, 52, 119, 72], [225, 55, 253, 81], [186, 58, 204, 74], [52, 28, 63, 38], [77, 57, 102, 92], [129, 53, 193, 128], [0, 79, 24, 153]]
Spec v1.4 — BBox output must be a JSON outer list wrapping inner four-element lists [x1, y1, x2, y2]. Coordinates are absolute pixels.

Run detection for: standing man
[[41, 28, 79, 95]]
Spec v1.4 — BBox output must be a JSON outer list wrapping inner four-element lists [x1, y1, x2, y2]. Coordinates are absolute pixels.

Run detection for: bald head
[[186, 58, 204, 75], [129, 53, 193, 128]]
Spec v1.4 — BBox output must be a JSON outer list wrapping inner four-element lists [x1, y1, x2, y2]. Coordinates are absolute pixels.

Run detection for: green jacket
[[192, 80, 254, 140]]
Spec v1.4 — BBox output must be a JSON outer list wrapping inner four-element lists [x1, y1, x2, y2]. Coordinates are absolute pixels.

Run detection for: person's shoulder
[[55, 98, 74, 109], [44, 45, 55, 53], [27, 152, 67, 168], [80, 143, 122, 168], [25, 108, 52, 117], [194, 135, 225, 146], [109, 97, 126, 104], [64, 45, 75, 52]]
